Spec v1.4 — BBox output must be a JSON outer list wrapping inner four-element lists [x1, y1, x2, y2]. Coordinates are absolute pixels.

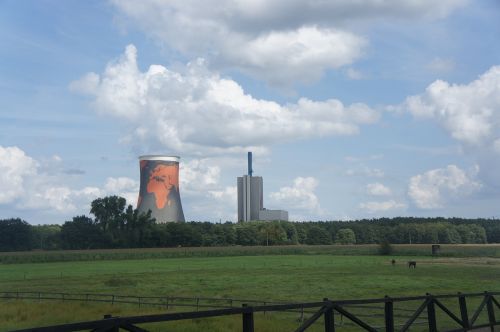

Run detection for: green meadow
[[1, 245, 500, 331]]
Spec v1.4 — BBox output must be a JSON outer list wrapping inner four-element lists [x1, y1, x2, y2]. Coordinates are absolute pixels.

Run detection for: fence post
[[196, 298, 200, 311], [426, 294, 437, 332], [323, 298, 334, 332], [458, 293, 470, 328], [103, 315, 119, 332], [242, 304, 254, 332], [486, 293, 496, 329], [385, 296, 394, 332], [112, 295, 115, 305]]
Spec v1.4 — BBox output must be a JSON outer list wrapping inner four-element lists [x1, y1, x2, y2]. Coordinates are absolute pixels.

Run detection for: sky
[[1, 0, 500, 224]]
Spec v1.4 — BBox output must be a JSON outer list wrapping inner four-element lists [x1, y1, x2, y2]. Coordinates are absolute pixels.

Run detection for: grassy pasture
[[2, 244, 500, 264], [1, 245, 500, 331]]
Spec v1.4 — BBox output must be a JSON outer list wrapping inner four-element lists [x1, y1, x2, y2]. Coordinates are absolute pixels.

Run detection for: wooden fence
[[4, 291, 500, 331]]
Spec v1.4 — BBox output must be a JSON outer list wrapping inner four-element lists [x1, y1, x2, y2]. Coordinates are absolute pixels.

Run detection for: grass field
[[2, 244, 500, 264], [2, 245, 500, 331]]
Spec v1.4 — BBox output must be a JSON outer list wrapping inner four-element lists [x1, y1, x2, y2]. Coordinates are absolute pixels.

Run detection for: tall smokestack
[[137, 155, 185, 223], [248, 151, 253, 176]]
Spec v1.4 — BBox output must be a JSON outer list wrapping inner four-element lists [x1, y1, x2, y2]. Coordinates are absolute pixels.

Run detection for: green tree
[[60, 216, 108, 249], [0, 218, 34, 251], [32, 224, 61, 250], [335, 228, 356, 244], [306, 226, 332, 245], [235, 223, 259, 245], [90, 196, 127, 234]]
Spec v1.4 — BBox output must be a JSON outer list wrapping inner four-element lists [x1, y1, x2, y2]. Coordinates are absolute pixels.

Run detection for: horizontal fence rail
[[0, 291, 284, 311], [5, 291, 500, 332]]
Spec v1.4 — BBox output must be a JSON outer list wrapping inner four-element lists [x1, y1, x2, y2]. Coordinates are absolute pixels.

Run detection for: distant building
[[259, 209, 288, 221], [237, 152, 288, 222], [237, 175, 263, 221]]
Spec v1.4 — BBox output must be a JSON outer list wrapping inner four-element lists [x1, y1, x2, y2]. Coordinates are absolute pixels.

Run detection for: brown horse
[[408, 261, 416, 268]]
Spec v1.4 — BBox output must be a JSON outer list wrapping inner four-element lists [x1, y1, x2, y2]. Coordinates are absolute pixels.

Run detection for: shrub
[[378, 241, 393, 255]]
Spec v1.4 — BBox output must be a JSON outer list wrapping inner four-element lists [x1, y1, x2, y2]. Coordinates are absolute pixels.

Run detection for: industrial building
[[237, 152, 288, 222], [137, 155, 185, 223]]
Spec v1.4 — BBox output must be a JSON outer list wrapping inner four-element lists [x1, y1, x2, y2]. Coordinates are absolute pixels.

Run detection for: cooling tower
[[137, 155, 185, 223]]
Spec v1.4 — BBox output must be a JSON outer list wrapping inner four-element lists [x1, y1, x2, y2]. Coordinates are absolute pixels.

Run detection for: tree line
[[1, 196, 499, 252]]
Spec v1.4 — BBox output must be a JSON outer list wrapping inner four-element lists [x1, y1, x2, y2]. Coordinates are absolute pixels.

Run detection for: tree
[[90, 196, 156, 247], [32, 224, 61, 250], [235, 224, 259, 245], [0, 218, 34, 251], [60, 216, 108, 249], [306, 226, 332, 245], [335, 228, 356, 244], [90, 196, 127, 234]]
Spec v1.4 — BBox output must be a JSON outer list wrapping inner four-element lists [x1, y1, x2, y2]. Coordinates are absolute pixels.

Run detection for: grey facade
[[237, 175, 263, 221], [259, 209, 289, 221], [237, 152, 288, 222]]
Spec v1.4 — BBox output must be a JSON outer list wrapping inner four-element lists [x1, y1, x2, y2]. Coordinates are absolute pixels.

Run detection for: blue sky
[[1, 0, 500, 224]]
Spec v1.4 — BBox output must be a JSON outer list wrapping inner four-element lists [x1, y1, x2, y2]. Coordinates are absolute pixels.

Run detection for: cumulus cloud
[[180, 159, 221, 196], [111, 0, 466, 84], [403, 65, 500, 147], [359, 200, 406, 213], [408, 165, 481, 209], [0, 146, 38, 204], [223, 26, 367, 84], [269, 177, 321, 214], [0, 145, 139, 214], [208, 186, 237, 202], [103, 177, 139, 205], [366, 182, 391, 196], [72, 45, 379, 155]]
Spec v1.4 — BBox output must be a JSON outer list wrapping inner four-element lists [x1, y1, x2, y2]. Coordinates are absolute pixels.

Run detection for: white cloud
[[359, 200, 406, 213], [366, 182, 391, 196], [111, 0, 466, 84], [0, 145, 139, 214], [269, 177, 321, 214], [72, 45, 379, 155], [408, 165, 481, 209], [104, 177, 139, 205], [223, 26, 367, 84], [181, 159, 221, 196], [208, 186, 237, 202], [0, 146, 38, 204], [403, 65, 500, 147]]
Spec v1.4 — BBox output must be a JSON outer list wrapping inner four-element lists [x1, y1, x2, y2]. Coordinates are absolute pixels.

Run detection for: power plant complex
[[137, 155, 185, 223], [136, 152, 287, 223], [237, 152, 288, 222]]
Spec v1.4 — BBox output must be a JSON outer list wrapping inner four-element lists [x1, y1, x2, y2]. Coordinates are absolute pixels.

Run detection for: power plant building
[[237, 175, 263, 221], [237, 152, 288, 222], [137, 155, 185, 223]]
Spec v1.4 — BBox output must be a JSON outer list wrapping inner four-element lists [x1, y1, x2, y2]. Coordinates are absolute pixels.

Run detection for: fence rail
[[5, 291, 500, 331], [0, 291, 288, 311]]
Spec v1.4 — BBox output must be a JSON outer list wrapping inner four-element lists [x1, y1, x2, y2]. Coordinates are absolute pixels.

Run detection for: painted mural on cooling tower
[[137, 159, 185, 222]]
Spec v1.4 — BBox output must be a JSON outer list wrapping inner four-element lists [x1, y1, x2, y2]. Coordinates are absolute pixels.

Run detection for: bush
[[378, 241, 393, 255]]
